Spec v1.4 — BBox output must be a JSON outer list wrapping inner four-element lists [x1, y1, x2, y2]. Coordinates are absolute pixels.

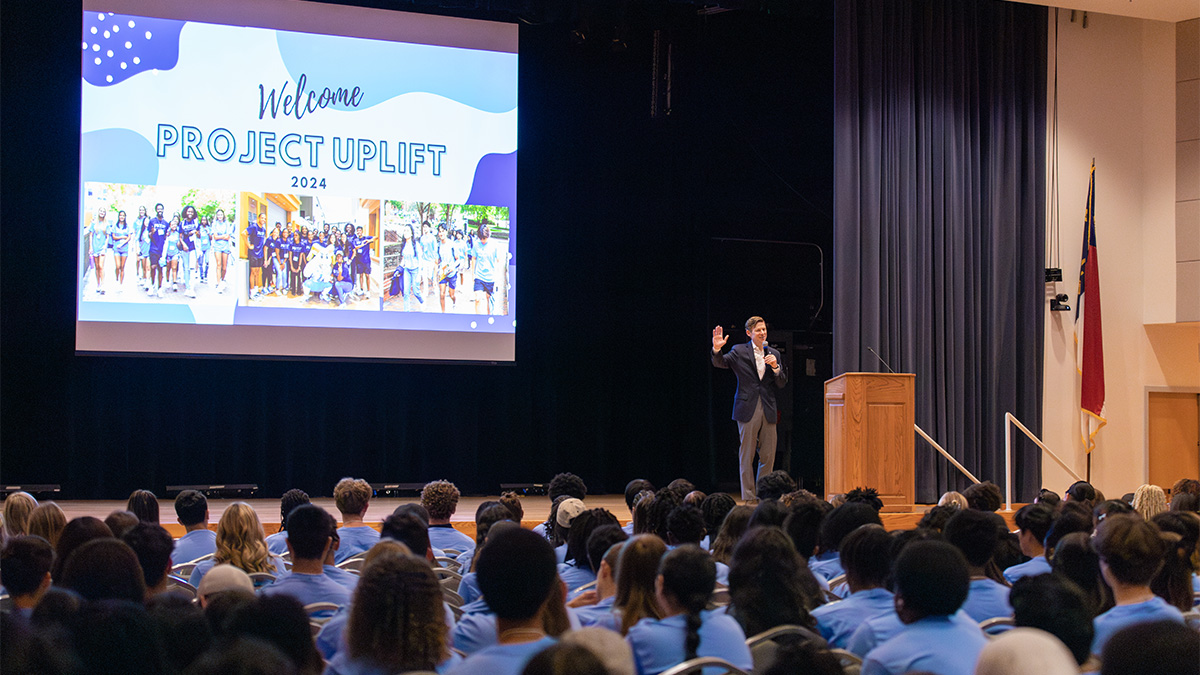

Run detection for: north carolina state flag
[[1075, 162, 1106, 453]]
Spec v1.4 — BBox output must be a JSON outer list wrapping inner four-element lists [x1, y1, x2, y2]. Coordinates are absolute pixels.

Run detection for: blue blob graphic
[[465, 151, 516, 208], [81, 129, 159, 184], [83, 12, 184, 87], [275, 31, 516, 114]]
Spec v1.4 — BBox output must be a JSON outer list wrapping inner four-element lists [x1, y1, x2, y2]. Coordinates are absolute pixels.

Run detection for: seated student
[[265, 489, 311, 556], [812, 524, 895, 648], [0, 535, 55, 617], [196, 565, 255, 608], [560, 508, 621, 594], [51, 517, 112, 582], [1051, 531, 1113, 615], [1090, 514, 1185, 655], [127, 489, 161, 524], [625, 545, 753, 675], [861, 541, 987, 675], [1064, 481, 1097, 506], [570, 524, 629, 629], [173, 490, 216, 564], [726, 527, 820, 638], [333, 478, 379, 563], [942, 509, 1013, 621], [26, 502, 67, 548], [974, 627, 1080, 675], [458, 503, 514, 576], [224, 594, 326, 675], [381, 511, 436, 563], [1003, 503, 1054, 583], [122, 522, 176, 596], [104, 510, 140, 540], [699, 493, 736, 551], [1150, 511, 1199, 612], [60, 537, 147, 603], [189, 503, 287, 588], [613, 534, 669, 635], [261, 505, 352, 612], [551, 498, 587, 564], [498, 492, 525, 526], [422, 480, 478, 553], [624, 480, 655, 534], [811, 502, 883, 590], [709, 506, 753, 567], [390, 503, 445, 559], [533, 473, 589, 539], [326, 553, 461, 675], [1099, 619, 1200, 675], [755, 471, 797, 503], [446, 527, 560, 675], [663, 505, 728, 585], [322, 530, 359, 592], [961, 481, 1003, 513], [1009, 573, 1095, 669]]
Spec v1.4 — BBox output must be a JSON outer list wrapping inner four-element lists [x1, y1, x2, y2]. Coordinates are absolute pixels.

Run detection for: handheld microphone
[[866, 345, 897, 374]]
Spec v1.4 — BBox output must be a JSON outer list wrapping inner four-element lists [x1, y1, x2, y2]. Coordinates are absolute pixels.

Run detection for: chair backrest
[[706, 588, 731, 609], [165, 575, 198, 599], [829, 648, 863, 667], [434, 567, 462, 592], [434, 557, 462, 573], [304, 601, 341, 622], [248, 571, 277, 588], [822, 588, 843, 604], [572, 580, 598, 595], [1181, 608, 1200, 631], [658, 656, 751, 675], [746, 624, 829, 673], [826, 573, 848, 593], [978, 616, 1015, 635], [336, 556, 366, 572], [442, 587, 464, 609], [441, 549, 462, 558], [0, 594, 12, 612], [170, 562, 199, 578]]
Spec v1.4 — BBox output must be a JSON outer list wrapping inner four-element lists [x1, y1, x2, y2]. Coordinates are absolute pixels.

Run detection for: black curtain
[[834, 0, 1046, 502]]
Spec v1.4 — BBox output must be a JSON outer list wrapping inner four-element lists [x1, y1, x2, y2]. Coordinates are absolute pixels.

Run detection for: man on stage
[[711, 316, 788, 502]]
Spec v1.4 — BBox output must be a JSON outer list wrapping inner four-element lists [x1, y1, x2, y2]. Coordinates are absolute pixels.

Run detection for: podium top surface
[[826, 372, 915, 384]]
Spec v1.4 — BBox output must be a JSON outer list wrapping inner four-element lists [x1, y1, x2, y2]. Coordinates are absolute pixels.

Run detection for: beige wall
[[1041, 10, 1200, 498]]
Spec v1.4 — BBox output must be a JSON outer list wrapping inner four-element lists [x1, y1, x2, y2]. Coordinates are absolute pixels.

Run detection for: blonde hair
[[1132, 484, 1167, 521], [214, 502, 275, 574], [334, 478, 373, 517], [938, 491, 969, 509], [27, 502, 67, 547], [3, 492, 38, 538]]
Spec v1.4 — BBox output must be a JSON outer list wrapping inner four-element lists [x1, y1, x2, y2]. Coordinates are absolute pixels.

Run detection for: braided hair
[[658, 545, 715, 661]]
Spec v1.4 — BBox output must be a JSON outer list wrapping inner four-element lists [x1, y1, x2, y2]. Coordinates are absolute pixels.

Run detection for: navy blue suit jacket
[[711, 342, 788, 423]]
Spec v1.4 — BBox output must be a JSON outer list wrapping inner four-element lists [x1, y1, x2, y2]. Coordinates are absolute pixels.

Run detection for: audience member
[[699, 493, 736, 549], [72, 599, 170, 674], [782, 500, 829, 560], [25, 503, 66, 549], [1034, 488, 1061, 508], [709, 505, 753, 565], [266, 488, 311, 555], [812, 524, 893, 648], [1003, 502, 1054, 583], [961, 481, 1003, 512], [746, 498, 789, 530], [173, 489, 216, 563], [457, 516, 520, 606], [51, 516, 112, 581], [521, 642, 606, 675], [974, 627, 1079, 675], [571, 526, 628, 629], [727, 526, 820, 637], [225, 594, 325, 675], [333, 478, 379, 563], [189, 502, 285, 587], [1169, 491, 1200, 513], [558, 627, 636, 675], [0, 535, 55, 617], [3, 492, 38, 539], [614, 534, 668, 635], [645, 490, 681, 541], [380, 511, 433, 559], [104, 510, 139, 539], [811, 502, 883, 584], [1150, 511, 1200, 612], [860, 540, 987, 675], [759, 638, 845, 675], [1051, 531, 1113, 615], [1093, 498, 1136, 529], [683, 490, 706, 508], [1044, 503, 1093, 558], [196, 562, 255, 606], [536, 473, 588, 539], [260, 504, 352, 610], [914, 505, 957, 533], [186, 637, 299, 675], [755, 471, 797, 502], [936, 491, 968, 509], [845, 486, 884, 512], [1131, 483, 1168, 521], [460, 502, 514, 573], [624, 480, 655, 533], [446, 527, 560, 675], [562, 508, 620, 592], [60, 537, 146, 603], [146, 591, 213, 673], [127, 489, 161, 524], [1064, 481, 1097, 506], [422, 480, 477, 554], [1099, 620, 1200, 675], [665, 478, 698, 501], [625, 545, 752, 675], [327, 553, 458, 674], [122, 522, 175, 595], [552, 497, 586, 559], [1090, 514, 1184, 655], [631, 490, 656, 535], [1009, 573, 1095, 667], [942, 509, 1012, 621], [664, 504, 726, 583], [499, 491, 525, 523]]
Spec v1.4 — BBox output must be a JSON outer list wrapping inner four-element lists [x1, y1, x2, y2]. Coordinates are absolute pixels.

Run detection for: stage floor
[[53, 496, 1019, 538]]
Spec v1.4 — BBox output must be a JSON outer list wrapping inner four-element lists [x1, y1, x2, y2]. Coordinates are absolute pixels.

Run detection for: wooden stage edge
[[51, 496, 1021, 539]]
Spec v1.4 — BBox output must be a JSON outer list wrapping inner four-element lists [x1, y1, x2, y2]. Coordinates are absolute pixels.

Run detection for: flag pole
[[1086, 454, 1091, 483]]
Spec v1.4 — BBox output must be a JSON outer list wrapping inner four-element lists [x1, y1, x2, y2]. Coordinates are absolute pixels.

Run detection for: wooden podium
[[824, 373, 915, 513]]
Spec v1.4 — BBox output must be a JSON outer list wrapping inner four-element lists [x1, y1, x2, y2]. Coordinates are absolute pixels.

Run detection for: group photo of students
[[381, 200, 512, 316], [3, 472, 1198, 675], [79, 184, 240, 303]]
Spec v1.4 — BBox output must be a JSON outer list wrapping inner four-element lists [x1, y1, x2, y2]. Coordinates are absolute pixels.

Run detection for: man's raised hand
[[712, 325, 729, 352]]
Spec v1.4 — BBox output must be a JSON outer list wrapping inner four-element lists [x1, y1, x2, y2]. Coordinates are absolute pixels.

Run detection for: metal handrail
[[1004, 412, 1082, 512], [915, 424, 982, 486]]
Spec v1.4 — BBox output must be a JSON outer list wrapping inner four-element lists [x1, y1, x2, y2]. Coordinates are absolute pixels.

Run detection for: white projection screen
[[77, 0, 517, 361]]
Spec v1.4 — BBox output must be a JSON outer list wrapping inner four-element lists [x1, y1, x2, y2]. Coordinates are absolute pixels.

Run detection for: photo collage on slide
[[80, 184, 511, 316]]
